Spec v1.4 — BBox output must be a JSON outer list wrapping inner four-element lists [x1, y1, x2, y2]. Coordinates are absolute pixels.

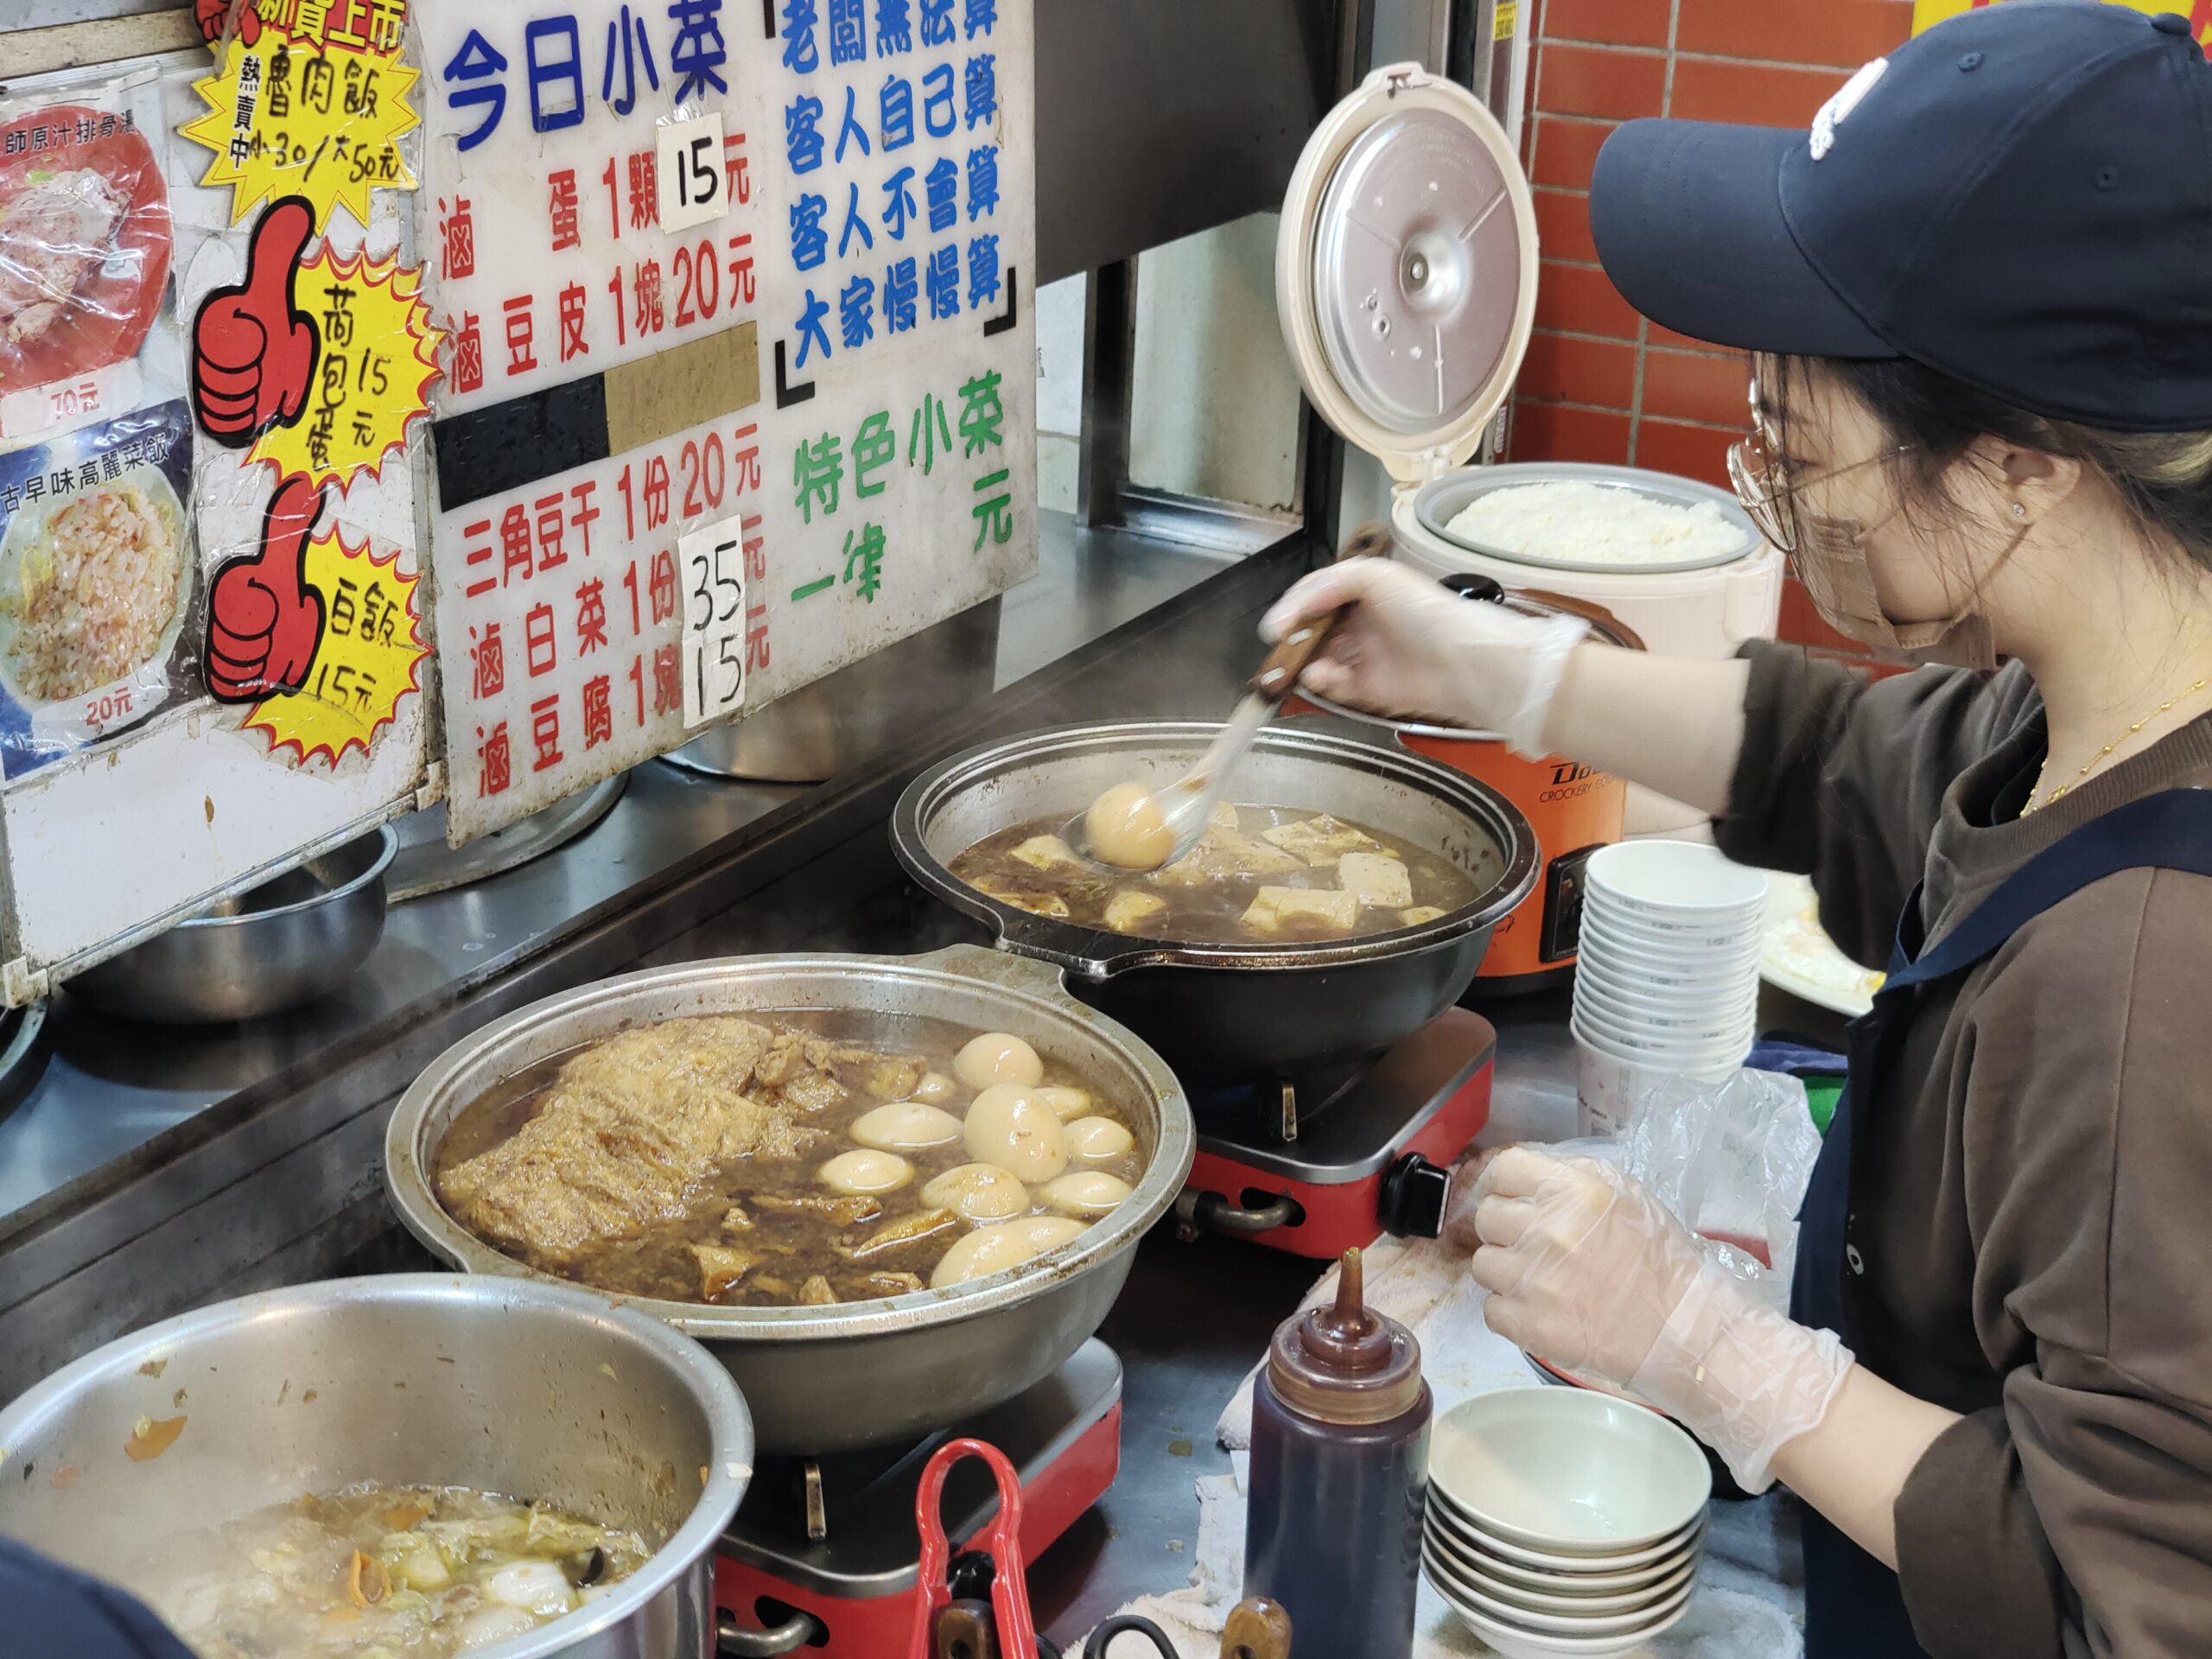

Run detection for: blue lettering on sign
[[794, 289, 832, 367], [781, 0, 820, 72], [875, 0, 912, 54], [880, 74, 914, 149], [919, 0, 953, 48], [791, 192, 830, 270], [884, 255, 918, 334], [921, 61, 955, 137], [968, 232, 1001, 308], [925, 156, 957, 233], [964, 53, 996, 129], [838, 180, 874, 257], [925, 242, 960, 321], [963, 0, 995, 38], [524, 17, 585, 133], [966, 143, 997, 219], [785, 93, 825, 173], [835, 85, 870, 161], [829, 0, 867, 65], [667, 0, 728, 100], [601, 6, 660, 114], [443, 29, 508, 151], [880, 164, 918, 241], [840, 272, 877, 348]]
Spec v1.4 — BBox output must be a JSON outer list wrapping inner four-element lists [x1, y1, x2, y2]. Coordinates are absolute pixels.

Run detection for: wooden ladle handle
[[1249, 521, 1393, 701]]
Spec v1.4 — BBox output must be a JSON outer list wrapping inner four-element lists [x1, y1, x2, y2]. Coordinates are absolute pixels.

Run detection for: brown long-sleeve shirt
[[1714, 643, 2212, 1659]]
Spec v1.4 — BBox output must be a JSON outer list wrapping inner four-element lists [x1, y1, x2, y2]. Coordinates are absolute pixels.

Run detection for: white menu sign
[[416, 0, 1036, 839]]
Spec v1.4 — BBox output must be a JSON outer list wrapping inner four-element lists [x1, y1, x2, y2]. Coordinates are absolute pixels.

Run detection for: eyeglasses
[[1726, 382, 1911, 556]]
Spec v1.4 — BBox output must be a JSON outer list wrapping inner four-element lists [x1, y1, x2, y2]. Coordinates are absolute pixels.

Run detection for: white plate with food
[[1760, 870, 1882, 1018]]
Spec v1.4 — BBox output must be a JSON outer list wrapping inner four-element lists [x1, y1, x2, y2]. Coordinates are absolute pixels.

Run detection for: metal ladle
[[1064, 523, 1393, 872]]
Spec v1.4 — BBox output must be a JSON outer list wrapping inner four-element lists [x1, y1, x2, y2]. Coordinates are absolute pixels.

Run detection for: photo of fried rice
[[0, 472, 185, 704]]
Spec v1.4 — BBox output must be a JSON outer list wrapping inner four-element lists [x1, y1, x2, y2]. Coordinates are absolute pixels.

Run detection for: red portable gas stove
[[1175, 1007, 1496, 1260], [714, 1340, 1122, 1656]]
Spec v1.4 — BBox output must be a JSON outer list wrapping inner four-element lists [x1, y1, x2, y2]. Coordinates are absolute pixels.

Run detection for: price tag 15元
[[657, 111, 730, 235], [680, 514, 747, 728]]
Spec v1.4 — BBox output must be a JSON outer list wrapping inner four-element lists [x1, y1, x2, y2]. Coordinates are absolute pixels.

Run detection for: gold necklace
[[2025, 676, 2211, 814]]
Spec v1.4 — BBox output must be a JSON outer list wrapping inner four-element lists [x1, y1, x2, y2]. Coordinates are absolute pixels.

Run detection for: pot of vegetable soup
[[0, 1274, 752, 1659]]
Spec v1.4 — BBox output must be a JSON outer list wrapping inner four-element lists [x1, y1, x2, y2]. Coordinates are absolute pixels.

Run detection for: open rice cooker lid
[[1275, 63, 1537, 487], [1413, 461, 1764, 576]]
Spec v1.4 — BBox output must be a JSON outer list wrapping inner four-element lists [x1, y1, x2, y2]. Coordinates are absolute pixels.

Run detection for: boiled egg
[[1065, 1116, 1135, 1161], [1036, 1084, 1092, 1122], [849, 1101, 963, 1153], [921, 1162, 1031, 1222], [817, 1148, 914, 1196], [963, 1084, 1069, 1183], [954, 1032, 1044, 1091], [1039, 1172, 1132, 1217]]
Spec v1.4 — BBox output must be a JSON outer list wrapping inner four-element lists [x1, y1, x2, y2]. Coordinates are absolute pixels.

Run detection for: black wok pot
[[892, 721, 1539, 1090]]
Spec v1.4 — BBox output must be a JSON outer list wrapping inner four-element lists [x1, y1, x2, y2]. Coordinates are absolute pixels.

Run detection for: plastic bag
[[1618, 1068, 1822, 1317]]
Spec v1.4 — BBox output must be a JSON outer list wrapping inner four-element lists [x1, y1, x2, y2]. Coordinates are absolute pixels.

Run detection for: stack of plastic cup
[[1573, 842, 1765, 1135]]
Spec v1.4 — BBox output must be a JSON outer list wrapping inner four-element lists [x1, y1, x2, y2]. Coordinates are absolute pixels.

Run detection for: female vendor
[[1265, 5, 2212, 1655]]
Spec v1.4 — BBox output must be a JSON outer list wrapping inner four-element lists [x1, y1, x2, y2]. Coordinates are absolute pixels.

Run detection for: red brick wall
[[1509, 0, 1915, 656]]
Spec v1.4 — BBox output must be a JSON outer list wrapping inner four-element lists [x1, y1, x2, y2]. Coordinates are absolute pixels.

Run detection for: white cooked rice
[[1445, 480, 1746, 567]]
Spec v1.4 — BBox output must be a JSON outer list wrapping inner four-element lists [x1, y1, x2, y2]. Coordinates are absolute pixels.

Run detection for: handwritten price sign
[[179, 31, 421, 232]]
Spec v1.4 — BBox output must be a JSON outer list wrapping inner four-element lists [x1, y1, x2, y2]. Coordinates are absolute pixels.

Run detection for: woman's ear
[[1955, 435, 2081, 526]]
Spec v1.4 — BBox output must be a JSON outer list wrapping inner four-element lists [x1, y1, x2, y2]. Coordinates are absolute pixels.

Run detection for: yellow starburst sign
[[251, 245, 442, 493], [180, 32, 420, 232], [242, 526, 426, 766]]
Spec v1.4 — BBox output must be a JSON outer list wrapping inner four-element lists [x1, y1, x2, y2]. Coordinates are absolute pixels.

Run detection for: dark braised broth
[[950, 804, 1482, 944], [434, 1010, 1142, 1307]]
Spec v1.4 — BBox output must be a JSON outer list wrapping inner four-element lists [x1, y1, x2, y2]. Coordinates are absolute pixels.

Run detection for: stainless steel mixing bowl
[[67, 823, 397, 1023], [385, 944, 1194, 1455], [0, 1274, 753, 1659]]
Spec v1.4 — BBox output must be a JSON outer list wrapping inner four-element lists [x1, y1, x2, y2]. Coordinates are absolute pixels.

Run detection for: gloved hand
[[1470, 1147, 1855, 1493], [1259, 559, 1586, 758]]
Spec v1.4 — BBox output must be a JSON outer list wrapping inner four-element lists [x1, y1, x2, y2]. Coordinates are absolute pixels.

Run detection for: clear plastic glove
[[1259, 560, 1586, 757], [1471, 1147, 1856, 1493]]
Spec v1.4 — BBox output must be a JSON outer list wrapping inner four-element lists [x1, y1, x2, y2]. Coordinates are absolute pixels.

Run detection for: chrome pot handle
[[1175, 1186, 1300, 1240], [718, 1609, 822, 1656]]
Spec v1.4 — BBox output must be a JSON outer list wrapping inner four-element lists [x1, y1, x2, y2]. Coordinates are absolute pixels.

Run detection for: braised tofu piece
[[1262, 814, 1382, 868], [1103, 890, 1168, 933], [755, 1192, 883, 1226], [1154, 824, 1303, 886], [1011, 834, 1082, 872], [1240, 885, 1361, 938], [1400, 906, 1448, 927], [1338, 851, 1414, 910], [798, 1274, 839, 1306], [974, 878, 1071, 919], [861, 1271, 926, 1295], [692, 1244, 759, 1301], [1210, 800, 1243, 831], [721, 1204, 754, 1234]]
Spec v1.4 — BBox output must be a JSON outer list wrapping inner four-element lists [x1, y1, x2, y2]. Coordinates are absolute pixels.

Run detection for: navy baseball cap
[[1589, 2, 2212, 432]]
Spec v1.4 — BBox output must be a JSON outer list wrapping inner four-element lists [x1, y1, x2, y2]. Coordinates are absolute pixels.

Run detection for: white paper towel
[[1092, 1235, 1804, 1659]]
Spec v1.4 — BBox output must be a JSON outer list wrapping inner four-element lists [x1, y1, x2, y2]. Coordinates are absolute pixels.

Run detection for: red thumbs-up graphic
[[194, 0, 262, 47], [193, 195, 318, 447], [207, 475, 327, 703]]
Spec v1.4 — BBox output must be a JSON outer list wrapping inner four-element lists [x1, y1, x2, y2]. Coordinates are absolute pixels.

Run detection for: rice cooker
[[1275, 64, 1783, 836], [1287, 582, 1643, 995]]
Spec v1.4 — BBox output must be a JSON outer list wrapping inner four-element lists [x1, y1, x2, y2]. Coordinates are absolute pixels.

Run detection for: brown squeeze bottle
[[1243, 1248, 1432, 1658]]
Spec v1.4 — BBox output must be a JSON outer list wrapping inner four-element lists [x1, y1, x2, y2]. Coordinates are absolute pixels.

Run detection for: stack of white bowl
[[1423, 1389, 1713, 1659], [1572, 841, 1768, 1135]]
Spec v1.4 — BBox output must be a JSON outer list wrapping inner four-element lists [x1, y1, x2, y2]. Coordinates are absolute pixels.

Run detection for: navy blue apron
[[1790, 788, 2212, 1658]]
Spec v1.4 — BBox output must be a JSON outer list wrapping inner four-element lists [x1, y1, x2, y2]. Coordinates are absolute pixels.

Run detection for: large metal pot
[[893, 721, 1540, 1087], [664, 599, 1001, 783], [386, 945, 1193, 1456], [67, 823, 397, 1023], [0, 1274, 753, 1659]]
